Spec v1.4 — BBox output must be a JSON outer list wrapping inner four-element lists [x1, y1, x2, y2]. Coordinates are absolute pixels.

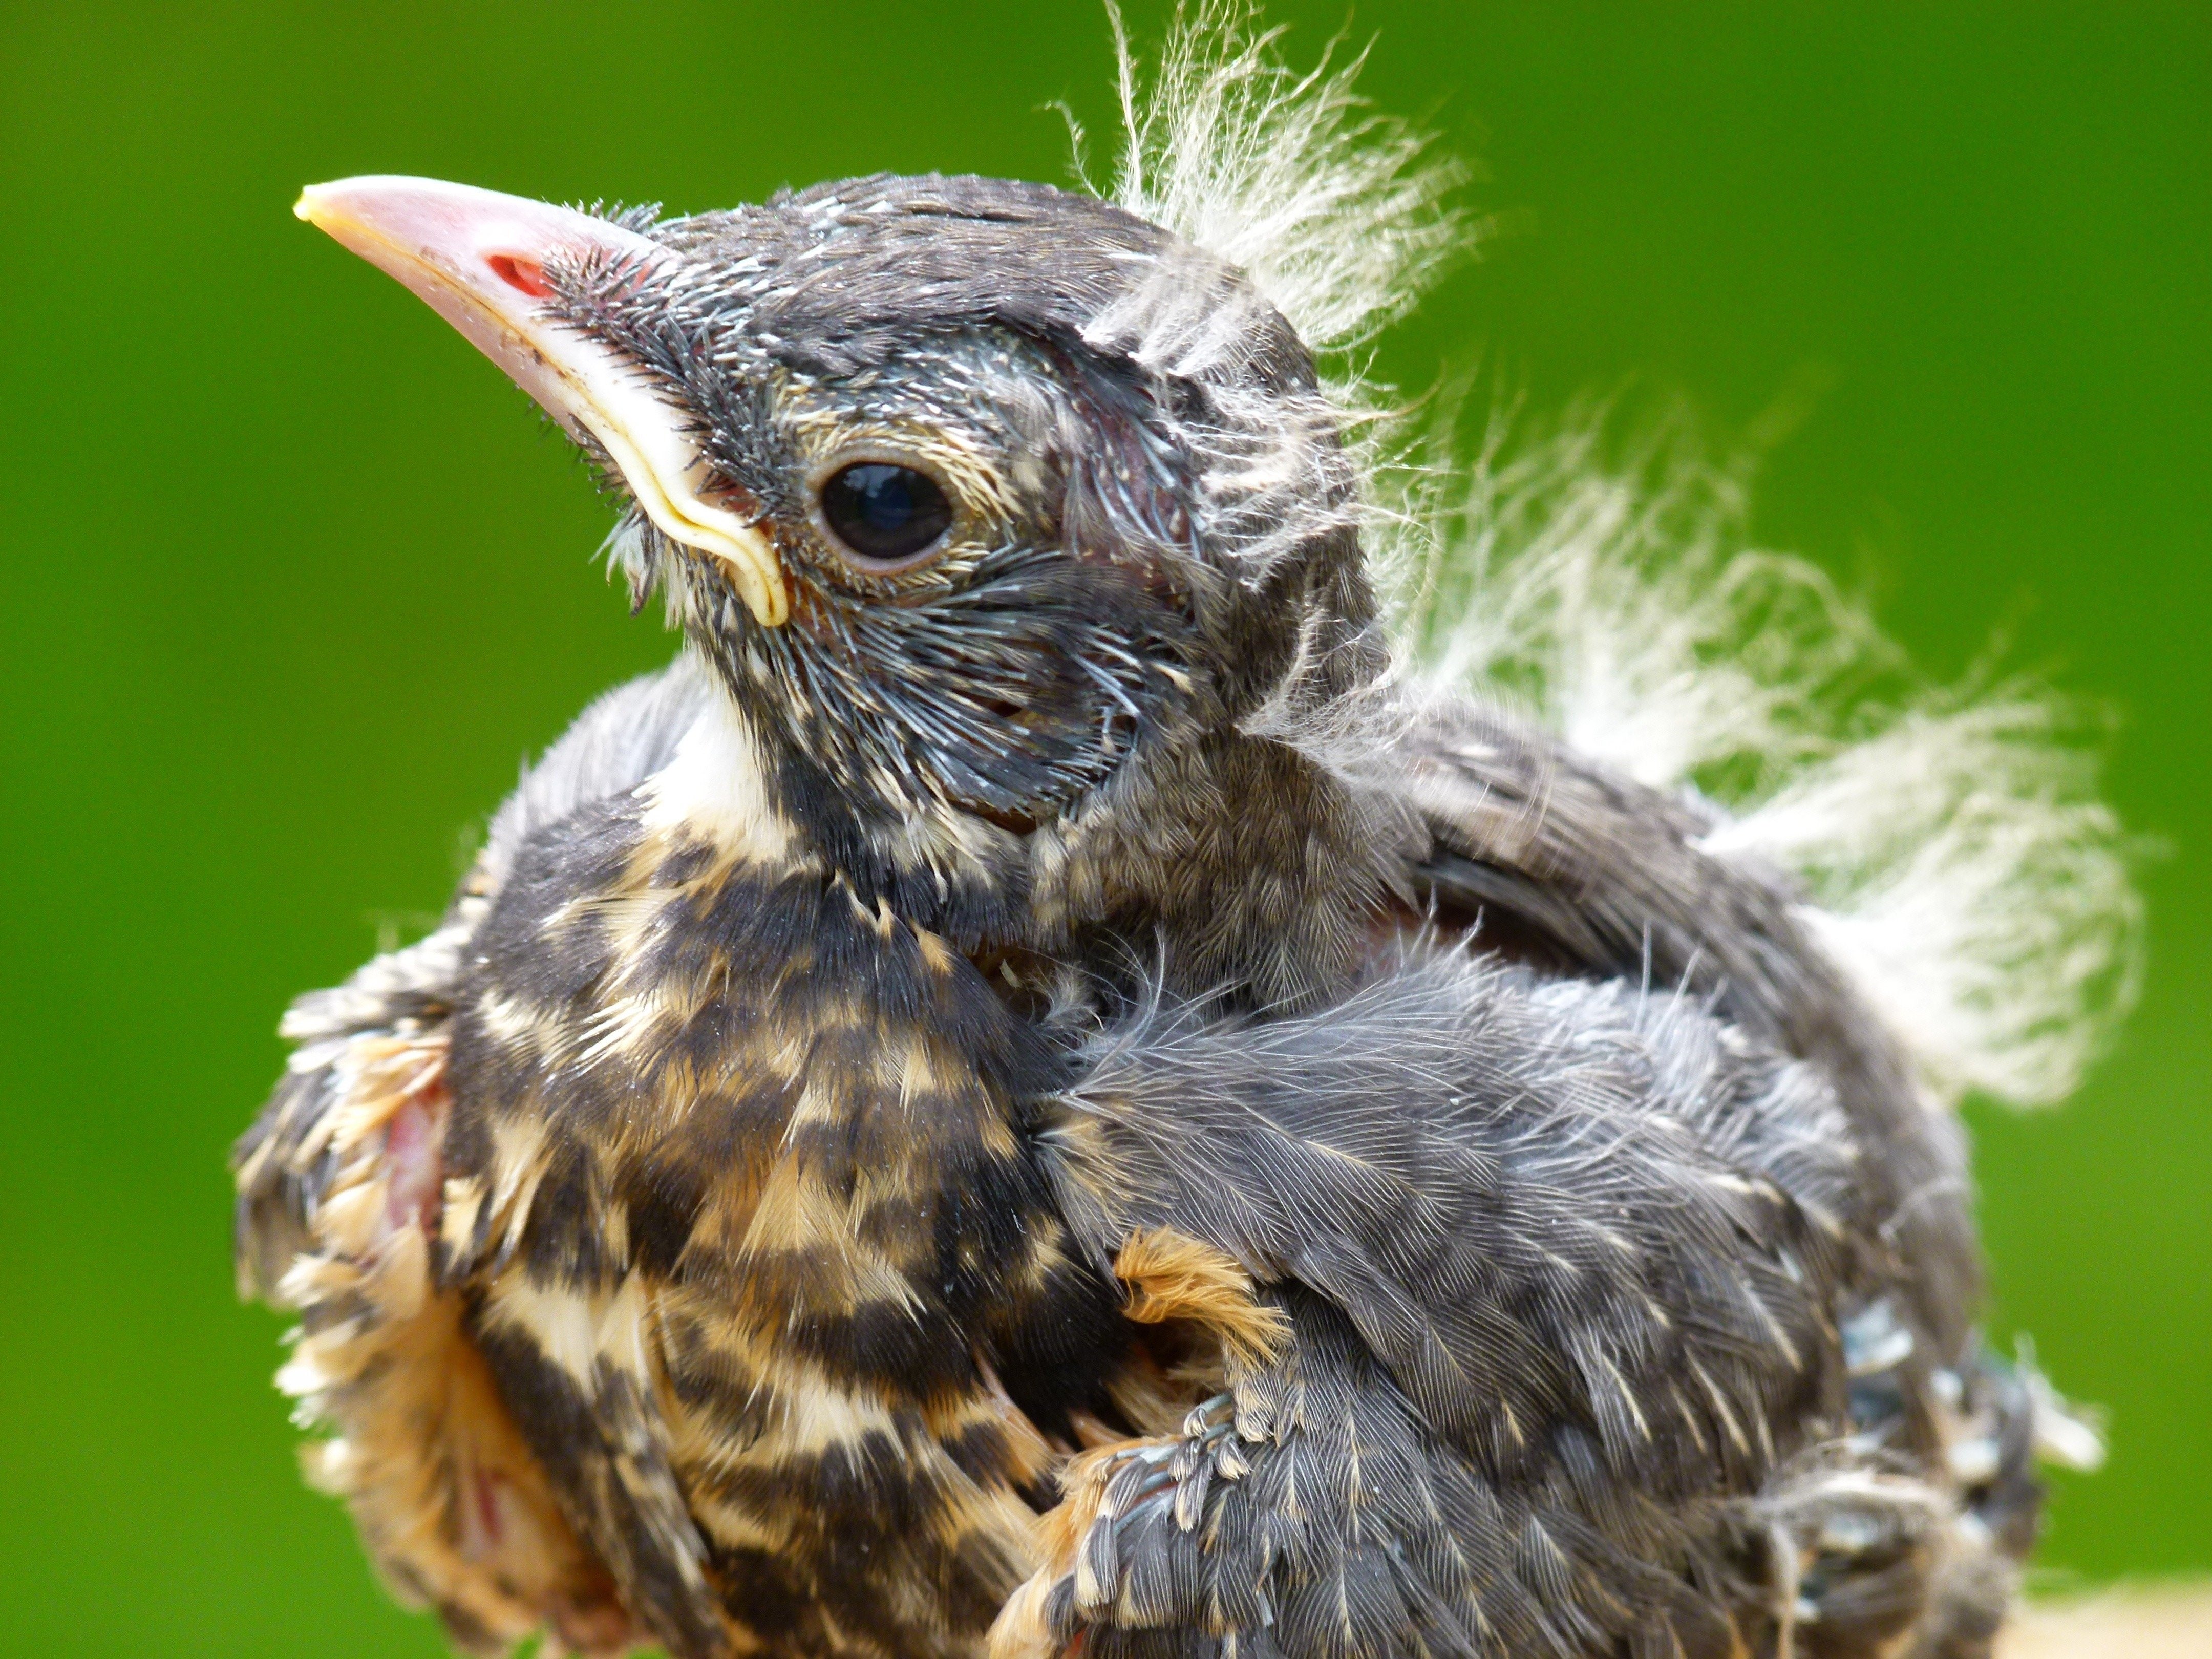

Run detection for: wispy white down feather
[[1105, 1, 1468, 357], [1391, 410, 2142, 1108], [1072, 8, 1459, 604], [1099, 7, 2137, 1108], [1385, 411, 1894, 793], [1708, 702, 2143, 1108]]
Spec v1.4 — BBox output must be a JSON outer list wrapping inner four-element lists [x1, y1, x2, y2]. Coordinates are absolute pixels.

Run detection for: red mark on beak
[[486, 253, 552, 298]]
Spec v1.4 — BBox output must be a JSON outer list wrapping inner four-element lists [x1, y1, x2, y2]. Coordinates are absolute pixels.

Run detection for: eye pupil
[[820, 463, 953, 566]]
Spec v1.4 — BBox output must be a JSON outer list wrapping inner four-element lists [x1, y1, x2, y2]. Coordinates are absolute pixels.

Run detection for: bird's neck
[[632, 683, 798, 867], [1031, 725, 1408, 1009], [649, 685, 1397, 1010]]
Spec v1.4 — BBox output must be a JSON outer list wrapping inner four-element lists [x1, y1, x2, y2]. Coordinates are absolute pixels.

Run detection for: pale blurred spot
[[2002, 1584, 2212, 1659]]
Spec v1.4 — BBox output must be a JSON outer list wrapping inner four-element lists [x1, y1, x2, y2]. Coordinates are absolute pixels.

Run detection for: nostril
[[486, 253, 552, 298]]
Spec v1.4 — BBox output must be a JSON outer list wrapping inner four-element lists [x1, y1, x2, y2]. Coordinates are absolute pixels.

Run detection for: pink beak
[[296, 175, 787, 627]]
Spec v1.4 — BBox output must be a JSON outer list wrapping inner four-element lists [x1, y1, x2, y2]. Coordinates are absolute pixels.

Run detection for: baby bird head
[[299, 172, 1380, 936]]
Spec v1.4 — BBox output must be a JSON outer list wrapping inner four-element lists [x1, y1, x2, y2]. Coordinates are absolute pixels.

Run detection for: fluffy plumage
[[1386, 419, 2139, 1108], [237, 10, 2132, 1659]]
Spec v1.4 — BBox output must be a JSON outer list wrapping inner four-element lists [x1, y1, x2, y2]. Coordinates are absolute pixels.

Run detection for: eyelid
[[802, 444, 952, 500]]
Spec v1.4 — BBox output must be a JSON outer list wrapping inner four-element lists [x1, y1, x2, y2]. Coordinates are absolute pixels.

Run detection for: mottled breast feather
[[440, 783, 1129, 1659]]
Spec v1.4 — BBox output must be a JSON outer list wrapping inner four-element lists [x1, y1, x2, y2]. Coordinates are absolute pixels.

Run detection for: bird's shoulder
[[234, 654, 721, 1292], [1043, 948, 1861, 1477]]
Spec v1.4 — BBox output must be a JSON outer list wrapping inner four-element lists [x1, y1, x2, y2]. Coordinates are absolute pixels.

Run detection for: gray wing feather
[[1389, 696, 1979, 1377], [1038, 949, 1863, 1657]]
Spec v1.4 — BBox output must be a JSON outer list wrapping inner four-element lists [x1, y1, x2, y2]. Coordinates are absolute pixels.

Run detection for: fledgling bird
[[235, 14, 2137, 1659]]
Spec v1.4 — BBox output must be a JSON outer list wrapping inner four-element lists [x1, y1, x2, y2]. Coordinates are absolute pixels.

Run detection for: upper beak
[[296, 175, 786, 627]]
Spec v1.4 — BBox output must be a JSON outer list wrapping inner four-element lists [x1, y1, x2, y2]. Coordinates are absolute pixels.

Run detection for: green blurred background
[[2, 2, 2204, 1651]]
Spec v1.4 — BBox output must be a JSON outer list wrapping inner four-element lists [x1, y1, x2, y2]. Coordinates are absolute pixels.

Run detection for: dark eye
[[818, 462, 954, 567]]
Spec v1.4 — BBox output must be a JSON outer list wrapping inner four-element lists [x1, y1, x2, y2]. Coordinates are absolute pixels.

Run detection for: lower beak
[[295, 174, 786, 627]]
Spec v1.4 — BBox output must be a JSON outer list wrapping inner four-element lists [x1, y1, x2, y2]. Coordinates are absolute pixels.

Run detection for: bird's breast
[[437, 791, 1116, 1649]]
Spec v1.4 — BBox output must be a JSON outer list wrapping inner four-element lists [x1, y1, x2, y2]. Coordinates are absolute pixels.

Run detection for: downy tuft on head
[[1078, 2, 1469, 756], [1384, 406, 2143, 1108], [1101, 1, 1470, 363]]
